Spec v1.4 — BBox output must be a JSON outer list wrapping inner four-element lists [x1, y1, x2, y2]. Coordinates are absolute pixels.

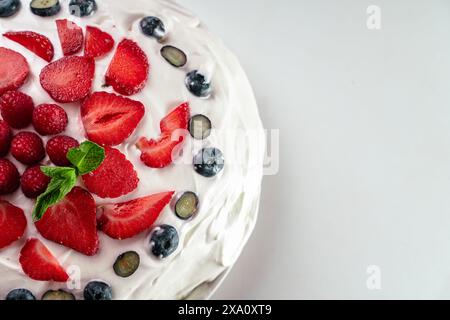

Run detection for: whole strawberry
[[0, 159, 20, 195], [32, 104, 68, 136], [11, 132, 45, 165], [46, 135, 79, 166], [21, 166, 51, 198], [0, 90, 34, 129], [0, 120, 12, 156]]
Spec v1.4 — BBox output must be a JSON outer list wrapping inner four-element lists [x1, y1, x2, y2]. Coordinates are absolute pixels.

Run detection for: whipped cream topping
[[0, 0, 264, 299]]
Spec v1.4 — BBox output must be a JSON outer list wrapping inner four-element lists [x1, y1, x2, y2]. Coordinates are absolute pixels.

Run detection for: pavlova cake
[[0, 0, 264, 300]]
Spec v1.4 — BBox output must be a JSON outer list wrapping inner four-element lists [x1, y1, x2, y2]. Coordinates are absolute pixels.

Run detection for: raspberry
[[11, 132, 45, 165], [0, 91, 34, 129], [21, 166, 51, 198], [46, 135, 79, 166], [0, 120, 12, 157], [32, 104, 68, 136], [0, 159, 20, 195]]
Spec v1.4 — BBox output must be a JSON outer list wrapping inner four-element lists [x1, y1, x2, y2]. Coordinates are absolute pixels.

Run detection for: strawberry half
[[105, 39, 149, 96], [35, 187, 99, 256], [0, 47, 29, 95], [0, 200, 26, 249], [19, 238, 69, 282], [56, 19, 83, 56], [85, 26, 114, 58], [137, 102, 190, 168], [81, 92, 145, 146], [82, 147, 139, 199], [98, 191, 174, 240], [40, 56, 95, 103], [4, 31, 54, 62]]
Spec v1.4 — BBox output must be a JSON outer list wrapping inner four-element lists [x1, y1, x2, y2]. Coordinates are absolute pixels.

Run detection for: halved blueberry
[[161, 45, 187, 68], [189, 114, 212, 140], [6, 288, 36, 300], [84, 281, 112, 300], [174, 192, 199, 220], [113, 251, 140, 278], [0, 0, 21, 18], [140, 16, 165, 40], [42, 289, 75, 300], [69, 0, 96, 17], [185, 70, 211, 98], [193, 148, 225, 178], [150, 225, 179, 259], [30, 0, 60, 17]]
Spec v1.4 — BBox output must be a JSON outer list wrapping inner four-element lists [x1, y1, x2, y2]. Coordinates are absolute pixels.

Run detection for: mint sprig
[[33, 141, 105, 222]]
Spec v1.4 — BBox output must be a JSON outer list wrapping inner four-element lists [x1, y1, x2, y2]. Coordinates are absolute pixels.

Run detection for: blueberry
[[0, 0, 21, 18], [113, 251, 140, 278], [150, 225, 179, 259], [6, 288, 36, 300], [193, 148, 225, 178], [42, 289, 75, 300], [30, 0, 60, 17], [140, 16, 165, 40], [189, 114, 212, 140], [83, 281, 112, 300], [161, 45, 187, 68], [174, 192, 199, 220], [185, 71, 211, 98], [69, 0, 96, 17]]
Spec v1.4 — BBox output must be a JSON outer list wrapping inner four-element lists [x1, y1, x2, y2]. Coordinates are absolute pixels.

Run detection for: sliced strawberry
[[85, 26, 114, 58], [98, 191, 174, 240], [35, 187, 99, 256], [82, 147, 139, 199], [81, 92, 145, 146], [4, 31, 54, 62], [56, 19, 83, 56], [0, 200, 26, 249], [160, 102, 190, 133], [40, 56, 95, 103], [0, 47, 29, 95], [105, 39, 149, 96], [19, 239, 69, 282]]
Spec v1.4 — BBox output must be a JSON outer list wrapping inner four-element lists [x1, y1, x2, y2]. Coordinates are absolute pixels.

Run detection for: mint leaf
[[67, 141, 105, 175]]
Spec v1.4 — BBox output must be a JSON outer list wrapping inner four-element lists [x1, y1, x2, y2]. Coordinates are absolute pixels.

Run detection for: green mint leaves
[[32, 141, 105, 222]]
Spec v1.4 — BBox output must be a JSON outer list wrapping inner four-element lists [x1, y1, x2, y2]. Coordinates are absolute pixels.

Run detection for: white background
[[182, 0, 450, 299]]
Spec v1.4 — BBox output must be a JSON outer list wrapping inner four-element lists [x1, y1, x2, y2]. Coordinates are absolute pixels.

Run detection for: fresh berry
[[0, 200, 26, 248], [189, 114, 212, 140], [81, 92, 145, 146], [113, 251, 140, 278], [150, 225, 179, 259], [85, 26, 114, 58], [35, 187, 99, 256], [82, 147, 138, 199], [46, 135, 79, 166], [105, 39, 149, 96], [161, 45, 186, 68], [174, 192, 199, 220], [0, 47, 29, 95], [98, 191, 174, 239], [42, 289, 75, 300], [69, 0, 97, 17], [185, 70, 211, 98], [4, 31, 54, 62], [21, 166, 50, 199], [56, 19, 83, 56], [40, 56, 95, 103], [0, 159, 20, 195], [32, 104, 68, 136], [0, 0, 21, 17], [193, 147, 225, 178], [11, 132, 45, 165], [5, 289, 36, 300], [19, 238, 69, 282], [84, 281, 112, 300], [0, 90, 34, 129], [160, 102, 190, 134], [140, 16, 165, 40], [30, 0, 61, 17], [0, 120, 12, 156]]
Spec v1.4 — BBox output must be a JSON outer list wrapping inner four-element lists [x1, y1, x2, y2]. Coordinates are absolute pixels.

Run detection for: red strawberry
[[19, 239, 69, 282], [81, 92, 145, 146], [0, 47, 29, 95], [21, 166, 51, 199], [0, 90, 34, 129], [160, 102, 190, 133], [4, 31, 54, 62], [85, 26, 114, 58], [56, 19, 83, 56], [46, 135, 79, 166], [40, 56, 95, 103], [98, 191, 174, 240], [11, 131, 45, 165], [0, 159, 20, 195], [0, 200, 26, 249], [35, 187, 99, 256], [82, 147, 139, 199], [32, 104, 68, 136], [105, 39, 149, 96], [0, 120, 12, 156]]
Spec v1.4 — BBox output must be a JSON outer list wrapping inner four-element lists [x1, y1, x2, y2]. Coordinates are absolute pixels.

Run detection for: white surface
[[181, 0, 450, 299]]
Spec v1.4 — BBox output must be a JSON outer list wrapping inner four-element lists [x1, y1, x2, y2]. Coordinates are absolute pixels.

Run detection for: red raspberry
[[46, 135, 79, 166], [11, 132, 45, 165], [0, 159, 20, 195], [0, 120, 12, 157], [32, 104, 68, 136], [21, 166, 51, 198], [0, 91, 34, 129]]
